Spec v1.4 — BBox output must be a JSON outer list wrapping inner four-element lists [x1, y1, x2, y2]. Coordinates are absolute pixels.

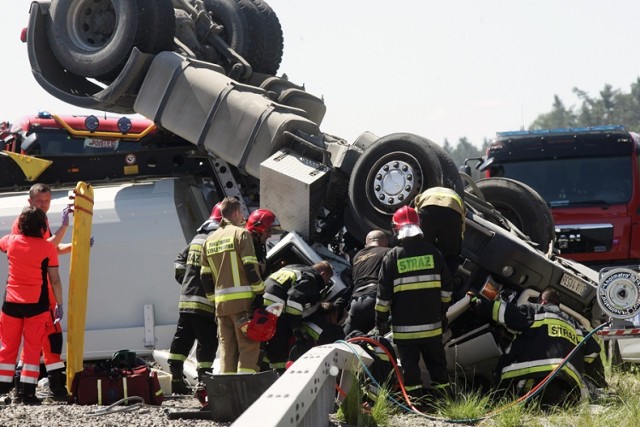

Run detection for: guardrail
[[233, 342, 373, 426]]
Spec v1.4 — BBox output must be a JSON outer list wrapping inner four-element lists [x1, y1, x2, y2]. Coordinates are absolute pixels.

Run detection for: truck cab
[[482, 126, 640, 268]]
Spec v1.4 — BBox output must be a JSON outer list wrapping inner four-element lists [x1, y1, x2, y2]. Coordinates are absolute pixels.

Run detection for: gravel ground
[[0, 394, 468, 427]]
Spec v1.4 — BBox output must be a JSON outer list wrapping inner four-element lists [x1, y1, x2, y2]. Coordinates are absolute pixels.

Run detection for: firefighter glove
[[54, 304, 63, 324], [376, 320, 390, 336], [251, 294, 264, 311], [467, 291, 481, 311], [61, 207, 71, 227]]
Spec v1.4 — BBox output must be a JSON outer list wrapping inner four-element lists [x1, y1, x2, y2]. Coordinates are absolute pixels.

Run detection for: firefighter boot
[[169, 363, 191, 395], [48, 368, 69, 402], [16, 382, 41, 405]]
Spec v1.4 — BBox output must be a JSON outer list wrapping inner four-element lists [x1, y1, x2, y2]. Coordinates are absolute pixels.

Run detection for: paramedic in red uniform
[[0, 207, 64, 405], [11, 183, 71, 400]]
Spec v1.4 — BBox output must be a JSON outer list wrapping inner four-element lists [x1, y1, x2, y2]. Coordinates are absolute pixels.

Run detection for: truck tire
[[233, 0, 284, 74], [46, 0, 175, 81], [347, 133, 444, 241], [475, 177, 555, 253]]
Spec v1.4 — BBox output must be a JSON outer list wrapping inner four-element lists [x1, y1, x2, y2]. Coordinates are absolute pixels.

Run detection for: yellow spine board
[[66, 182, 94, 391]]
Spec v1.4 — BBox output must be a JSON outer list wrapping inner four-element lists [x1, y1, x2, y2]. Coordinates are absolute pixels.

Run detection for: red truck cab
[[482, 125, 640, 268]]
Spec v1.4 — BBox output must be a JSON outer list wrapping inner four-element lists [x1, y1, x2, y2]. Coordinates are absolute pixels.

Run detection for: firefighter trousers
[[169, 312, 218, 370], [217, 312, 260, 374], [264, 316, 292, 370], [343, 293, 376, 337], [396, 340, 449, 391]]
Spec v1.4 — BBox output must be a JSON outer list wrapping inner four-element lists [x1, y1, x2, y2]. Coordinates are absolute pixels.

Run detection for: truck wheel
[[46, 0, 175, 81], [347, 133, 444, 240], [475, 177, 555, 253], [233, 0, 284, 74]]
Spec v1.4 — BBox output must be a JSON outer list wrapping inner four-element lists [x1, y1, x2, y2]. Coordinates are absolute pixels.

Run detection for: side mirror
[[477, 157, 495, 172]]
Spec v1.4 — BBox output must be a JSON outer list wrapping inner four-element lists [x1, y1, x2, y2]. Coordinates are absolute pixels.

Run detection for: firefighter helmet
[[246, 209, 282, 235], [238, 308, 278, 342], [210, 202, 223, 223], [392, 205, 423, 239]]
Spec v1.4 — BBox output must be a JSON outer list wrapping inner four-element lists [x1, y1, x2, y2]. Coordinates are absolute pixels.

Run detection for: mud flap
[[204, 370, 279, 422], [0, 151, 52, 181]]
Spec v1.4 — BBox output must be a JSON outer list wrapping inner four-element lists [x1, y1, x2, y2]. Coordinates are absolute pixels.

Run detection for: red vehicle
[[0, 111, 210, 191], [479, 125, 640, 268]]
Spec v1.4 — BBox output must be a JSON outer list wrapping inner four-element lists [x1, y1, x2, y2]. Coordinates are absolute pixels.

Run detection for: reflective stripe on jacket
[[375, 236, 453, 343], [200, 220, 264, 317], [174, 231, 215, 317]]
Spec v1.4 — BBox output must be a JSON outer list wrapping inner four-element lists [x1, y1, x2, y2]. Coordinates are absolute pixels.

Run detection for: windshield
[[490, 156, 633, 206]]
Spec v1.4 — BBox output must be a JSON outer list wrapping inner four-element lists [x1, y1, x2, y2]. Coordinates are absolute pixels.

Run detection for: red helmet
[[238, 308, 278, 342], [392, 206, 423, 239], [209, 202, 223, 223], [246, 209, 282, 235]]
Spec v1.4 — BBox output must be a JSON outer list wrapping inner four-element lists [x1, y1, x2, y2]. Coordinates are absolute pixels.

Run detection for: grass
[[335, 364, 640, 427]]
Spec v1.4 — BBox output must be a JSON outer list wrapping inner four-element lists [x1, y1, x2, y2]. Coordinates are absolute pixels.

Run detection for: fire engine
[[479, 125, 640, 269], [0, 111, 210, 190]]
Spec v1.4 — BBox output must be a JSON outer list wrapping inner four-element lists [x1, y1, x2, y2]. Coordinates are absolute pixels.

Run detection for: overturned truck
[[23, 0, 609, 385]]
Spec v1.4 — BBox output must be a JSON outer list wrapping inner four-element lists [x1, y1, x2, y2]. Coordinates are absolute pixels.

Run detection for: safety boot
[[16, 382, 41, 405], [47, 368, 69, 402], [169, 362, 191, 395]]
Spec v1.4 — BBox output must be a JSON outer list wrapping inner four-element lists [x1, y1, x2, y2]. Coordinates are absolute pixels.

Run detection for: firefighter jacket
[[200, 219, 264, 317], [479, 299, 599, 397], [413, 186, 466, 232], [263, 264, 325, 331], [351, 246, 390, 298], [375, 236, 453, 344], [174, 230, 215, 318]]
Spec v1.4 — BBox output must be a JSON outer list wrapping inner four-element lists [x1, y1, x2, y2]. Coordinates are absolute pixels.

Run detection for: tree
[[530, 79, 640, 131]]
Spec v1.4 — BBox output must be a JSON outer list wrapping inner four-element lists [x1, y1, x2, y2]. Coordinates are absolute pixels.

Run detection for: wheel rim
[[66, 0, 117, 51], [367, 152, 424, 214]]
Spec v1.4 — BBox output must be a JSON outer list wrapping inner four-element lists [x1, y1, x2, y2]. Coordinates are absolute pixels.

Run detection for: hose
[[84, 396, 145, 417]]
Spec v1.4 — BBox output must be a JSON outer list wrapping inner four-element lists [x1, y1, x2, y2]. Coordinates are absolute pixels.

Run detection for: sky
[[3, 1, 640, 148]]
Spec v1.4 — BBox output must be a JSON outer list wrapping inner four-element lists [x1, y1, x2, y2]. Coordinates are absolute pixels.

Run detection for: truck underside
[[12, 0, 631, 388]]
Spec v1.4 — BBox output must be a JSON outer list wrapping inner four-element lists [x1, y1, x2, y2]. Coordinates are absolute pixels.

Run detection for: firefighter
[[246, 208, 282, 279], [375, 206, 453, 399], [262, 261, 333, 371], [200, 197, 265, 374], [10, 183, 73, 401], [0, 207, 64, 404], [343, 229, 390, 336], [168, 203, 222, 394], [413, 186, 465, 278], [471, 287, 602, 407]]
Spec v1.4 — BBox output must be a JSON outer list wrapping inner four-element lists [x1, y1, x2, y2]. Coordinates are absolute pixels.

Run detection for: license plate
[[560, 273, 587, 296]]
